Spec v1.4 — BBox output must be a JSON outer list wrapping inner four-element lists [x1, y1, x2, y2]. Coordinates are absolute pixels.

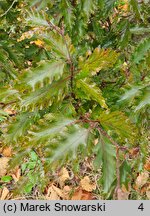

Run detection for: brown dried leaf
[[144, 160, 150, 171], [2, 147, 12, 157], [71, 187, 94, 200], [11, 168, 21, 182], [146, 190, 150, 199], [58, 167, 70, 187], [4, 108, 16, 116], [62, 185, 71, 200], [129, 147, 139, 157], [0, 187, 9, 200], [80, 176, 96, 192], [117, 188, 129, 200], [0, 157, 9, 177], [46, 185, 63, 200], [136, 171, 149, 188]]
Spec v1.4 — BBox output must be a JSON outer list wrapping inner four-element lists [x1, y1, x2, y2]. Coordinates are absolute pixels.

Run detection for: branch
[[0, 0, 17, 18]]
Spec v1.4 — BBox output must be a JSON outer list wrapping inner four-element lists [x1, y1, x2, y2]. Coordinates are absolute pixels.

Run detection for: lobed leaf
[[76, 79, 108, 109], [132, 37, 150, 64], [94, 136, 116, 193], [76, 48, 118, 79], [24, 60, 65, 90]]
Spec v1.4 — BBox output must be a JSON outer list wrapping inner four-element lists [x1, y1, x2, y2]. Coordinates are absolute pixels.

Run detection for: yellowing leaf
[[76, 79, 108, 109], [30, 39, 44, 47]]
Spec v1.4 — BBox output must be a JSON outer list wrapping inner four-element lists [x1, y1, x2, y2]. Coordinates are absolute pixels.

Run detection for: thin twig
[[0, 0, 17, 18], [116, 147, 121, 197]]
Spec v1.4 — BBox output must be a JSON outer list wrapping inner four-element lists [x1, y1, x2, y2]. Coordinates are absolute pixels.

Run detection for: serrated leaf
[[60, 0, 75, 31], [135, 89, 150, 112], [129, 0, 141, 19], [47, 125, 88, 164], [76, 48, 118, 79], [27, 116, 88, 165], [5, 111, 39, 143], [26, 10, 49, 27], [30, 118, 73, 144], [98, 111, 136, 142], [94, 136, 116, 193], [132, 37, 150, 64], [76, 79, 108, 109], [21, 79, 68, 110], [82, 0, 97, 19], [43, 32, 72, 60], [24, 60, 65, 90], [0, 88, 19, 104]]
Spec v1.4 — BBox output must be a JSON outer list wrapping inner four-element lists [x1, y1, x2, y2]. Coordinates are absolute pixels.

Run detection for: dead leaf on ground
[[2, 147, 12, 157], [58, 167, 70, 187], [0, 157, 9, 177], [117, 186, 129, 200], [11, 168, 21, 182], [4, 108, 16, 116], [45, 185, 63, 200], [144, 160, 150, 171], [80, 176, 96, 192], [0, 187, 9, 200], [63, 185, 71, 200], [135, 171, 149, 188], [146, 190, 150, 199], [71, 187, 94, 200]]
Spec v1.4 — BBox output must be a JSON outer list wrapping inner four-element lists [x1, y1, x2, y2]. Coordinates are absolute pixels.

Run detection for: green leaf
[[21, 79, 68, 110], [98, 111, 136, 142], [0, 88, 19, 104], [0, 110, 9, 122], [26, 115, 89, 166], [1, 176, 12, 182], [24, 183, 33, 193], [26, 10, 49, 27], [82, 0, 97, 19], [94, 136, 116, 193], [134, 88, 150, 112], [5, 111, 39, 143], [60, 0, 75, 31], [76, 79, 108, 109], [30, 151, 38, 161], [46, 125, 88, 164], [120, 160, 131, 186], [29, 117, 73, 144], [43, 32, 72, 60], [129, 0, 141, 20], [132, 37, 150, 64], [24, 60, 65, 90]]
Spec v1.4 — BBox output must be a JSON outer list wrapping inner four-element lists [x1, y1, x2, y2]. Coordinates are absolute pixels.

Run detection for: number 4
[[138, 203, 144, 211]]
